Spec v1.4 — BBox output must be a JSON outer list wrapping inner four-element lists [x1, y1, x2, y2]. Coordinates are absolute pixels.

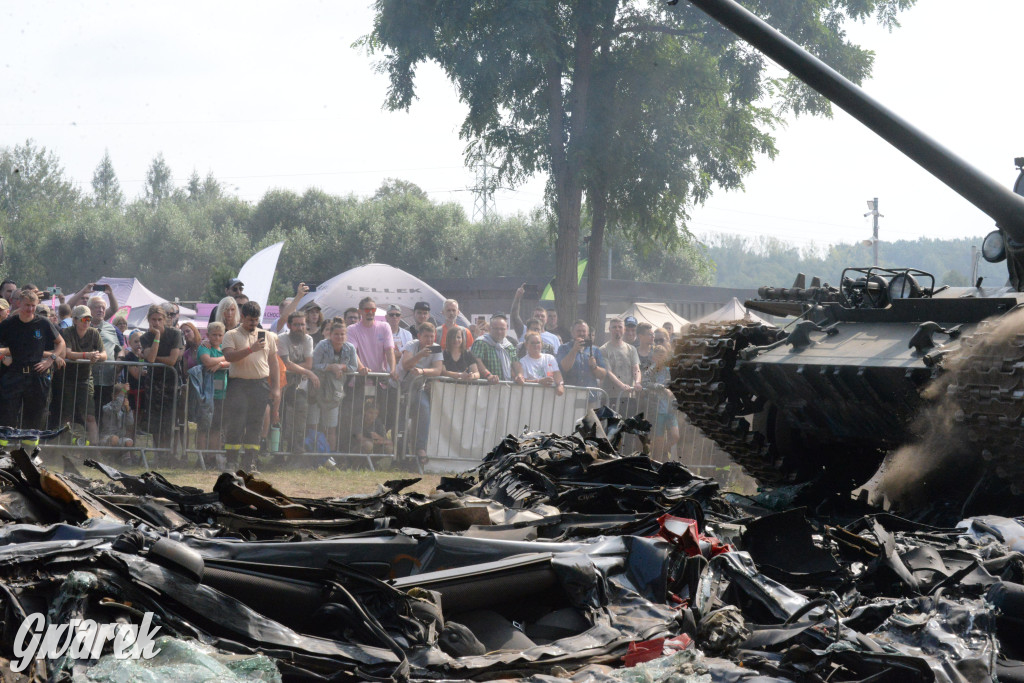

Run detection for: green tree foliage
[[0, 140, 80, 222], [0, 141, 715, 304], [91, 150, 123, 208], [363, 0, 915, 328], [704, 234, 1005, 288], [144, 153, 173, 207]]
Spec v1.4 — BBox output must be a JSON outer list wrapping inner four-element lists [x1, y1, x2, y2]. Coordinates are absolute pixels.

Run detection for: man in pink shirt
[[344, 297, 398, 444]]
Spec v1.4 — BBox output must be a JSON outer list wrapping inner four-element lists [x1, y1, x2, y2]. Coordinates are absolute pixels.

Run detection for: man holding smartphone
[[556, 320, 607, 402], [221, 301, 280, 469]]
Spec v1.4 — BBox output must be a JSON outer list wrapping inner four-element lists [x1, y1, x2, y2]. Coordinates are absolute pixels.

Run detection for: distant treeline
[[703, 234, 1007, 289], [0, 141, 712, 305]]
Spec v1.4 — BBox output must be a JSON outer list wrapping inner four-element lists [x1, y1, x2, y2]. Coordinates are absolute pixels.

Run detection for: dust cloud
[[869, 308, 1024, 509]]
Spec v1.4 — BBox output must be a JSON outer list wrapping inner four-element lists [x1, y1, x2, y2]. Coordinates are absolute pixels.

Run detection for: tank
[[670, 0, 1024, 493]]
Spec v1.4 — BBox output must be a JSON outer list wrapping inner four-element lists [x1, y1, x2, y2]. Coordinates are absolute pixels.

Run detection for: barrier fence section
[[35, 359, 752, 489], [30, 358, 180, 468], [182, 370, 402, 470], [402, 377, 609, 472]]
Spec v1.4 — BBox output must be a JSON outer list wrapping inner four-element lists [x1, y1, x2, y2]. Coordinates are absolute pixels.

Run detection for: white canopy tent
[[616, 302, 690, 329], [694, 297, 770, 325], [95, 277, 196, 328], [293, 263, 469, 327]]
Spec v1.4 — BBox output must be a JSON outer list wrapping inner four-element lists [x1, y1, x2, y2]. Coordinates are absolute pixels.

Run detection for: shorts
[[653, 410, 678, 437], [308, 401, 339, 429], [61, 378, 95, 427]]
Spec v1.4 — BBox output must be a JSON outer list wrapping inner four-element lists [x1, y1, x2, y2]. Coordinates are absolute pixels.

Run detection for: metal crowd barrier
[[35, 355, 752, 488], [31, 357, 180, 469], [181, 370, 402, 471], [400, 376, 609, 473]]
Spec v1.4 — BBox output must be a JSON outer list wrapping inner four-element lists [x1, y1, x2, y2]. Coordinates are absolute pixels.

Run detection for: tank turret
[[668, 0, 1024, 501]]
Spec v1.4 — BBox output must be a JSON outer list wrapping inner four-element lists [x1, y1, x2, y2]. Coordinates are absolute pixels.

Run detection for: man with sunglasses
[[346, 298, 397, 378], [345, 297, 398, 443], [161, 302, 180, 329], [385, 304, 412, 350], [208, 278, 245, 325]]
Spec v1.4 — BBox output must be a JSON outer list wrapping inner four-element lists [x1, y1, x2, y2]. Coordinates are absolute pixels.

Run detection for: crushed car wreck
[[0, 410, 1021, 682]]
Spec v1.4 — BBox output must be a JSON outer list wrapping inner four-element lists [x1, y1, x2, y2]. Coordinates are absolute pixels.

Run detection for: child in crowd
[[352, 398, 392, 454], [100, 383, 135, 450], [196, 321, 230, 451]]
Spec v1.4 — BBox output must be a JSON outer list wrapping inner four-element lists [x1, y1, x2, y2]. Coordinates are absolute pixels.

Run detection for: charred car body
[[670, 0, 1024, 493]]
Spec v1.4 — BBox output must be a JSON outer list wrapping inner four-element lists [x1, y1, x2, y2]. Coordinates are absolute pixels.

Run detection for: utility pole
[[469, 151, 497, 222], [864, 198, 882, 266]]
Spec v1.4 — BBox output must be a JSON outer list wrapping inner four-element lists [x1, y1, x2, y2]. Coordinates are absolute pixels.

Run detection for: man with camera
[[67, 282, 119, 317], [556, 320, 608, 395], [398, 320, 444, 466], [221, 301, 280, 469]]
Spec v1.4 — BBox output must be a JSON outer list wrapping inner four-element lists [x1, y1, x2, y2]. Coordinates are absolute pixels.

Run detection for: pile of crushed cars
[[0, 411, 1021, 682]]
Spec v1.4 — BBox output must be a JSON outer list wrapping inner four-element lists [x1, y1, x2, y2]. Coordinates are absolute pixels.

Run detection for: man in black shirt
[[0, 289, 65, 430], [408, 301, 432, 338]]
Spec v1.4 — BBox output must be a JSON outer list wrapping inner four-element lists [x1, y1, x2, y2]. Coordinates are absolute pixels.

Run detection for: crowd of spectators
[[0, 276, 687, 467]]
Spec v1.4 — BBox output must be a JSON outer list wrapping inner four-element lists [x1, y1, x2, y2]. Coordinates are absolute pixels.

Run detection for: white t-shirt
[[519, 353, 559, 380]]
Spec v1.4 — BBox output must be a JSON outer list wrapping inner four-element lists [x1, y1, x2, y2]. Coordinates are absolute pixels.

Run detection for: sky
[[2, 0, 1022, 253]]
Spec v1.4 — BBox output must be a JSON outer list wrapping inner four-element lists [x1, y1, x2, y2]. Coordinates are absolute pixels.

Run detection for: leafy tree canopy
[[363, 0, 915, 326]]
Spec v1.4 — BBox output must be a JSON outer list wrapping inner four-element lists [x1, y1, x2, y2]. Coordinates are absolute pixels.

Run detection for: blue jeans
[[409, 388, 431, 453]]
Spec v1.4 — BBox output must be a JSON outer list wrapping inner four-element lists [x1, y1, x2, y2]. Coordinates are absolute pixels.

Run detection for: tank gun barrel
[[680, 0, 1024, 243]]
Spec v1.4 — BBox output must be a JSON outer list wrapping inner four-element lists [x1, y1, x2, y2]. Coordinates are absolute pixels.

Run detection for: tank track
[[669, 321, 788, 485], [945, 315, 1024, 494]]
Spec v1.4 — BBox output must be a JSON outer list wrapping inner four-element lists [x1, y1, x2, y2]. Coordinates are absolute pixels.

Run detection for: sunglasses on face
[[387, 312, 401, 318], [362, 307, 376, 313]]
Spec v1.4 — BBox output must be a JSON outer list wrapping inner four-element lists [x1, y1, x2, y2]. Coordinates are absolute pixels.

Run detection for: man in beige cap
[[54, 305, 106, 442]]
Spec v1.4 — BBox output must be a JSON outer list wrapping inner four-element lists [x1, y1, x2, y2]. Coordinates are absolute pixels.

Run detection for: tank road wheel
[[669, 321, 790, 486]]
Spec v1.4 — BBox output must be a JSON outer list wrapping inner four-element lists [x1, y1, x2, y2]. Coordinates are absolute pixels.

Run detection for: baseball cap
[[226, 278, 244, 289], [413, 301, 431, 312], [624, 316, 638, 327], [72, 305, 92, 319], [387, 304, 402, 313]]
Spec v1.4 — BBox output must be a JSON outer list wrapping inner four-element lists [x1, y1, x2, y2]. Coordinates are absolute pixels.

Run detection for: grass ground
[[65, 455, 449, 499]]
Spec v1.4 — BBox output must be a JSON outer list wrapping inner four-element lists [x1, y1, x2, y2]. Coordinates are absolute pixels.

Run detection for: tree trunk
[[551, 5, 598, 333], [586, 191, 607, 341]]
